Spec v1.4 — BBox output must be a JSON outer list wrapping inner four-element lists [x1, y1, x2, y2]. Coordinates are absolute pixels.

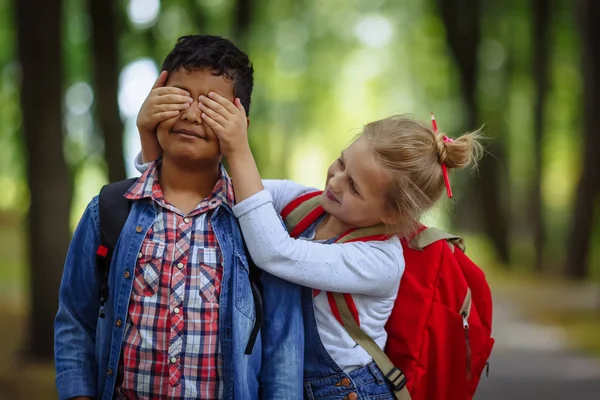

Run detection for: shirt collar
[[125, 161, 235, 211]]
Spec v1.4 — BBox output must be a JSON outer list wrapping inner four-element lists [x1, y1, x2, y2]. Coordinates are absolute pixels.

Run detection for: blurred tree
[[531, 0, 552, 272], [436, 0, 510, 264], [14, 0, 71, 360], [234, 0, 253, 46], [88, 0, 126, 182], [565, 0, 600, 279], [187, 0, 208, 33]]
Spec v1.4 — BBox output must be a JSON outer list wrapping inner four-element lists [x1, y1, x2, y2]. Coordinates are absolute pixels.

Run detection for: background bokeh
[[1, 0, 599, 398]]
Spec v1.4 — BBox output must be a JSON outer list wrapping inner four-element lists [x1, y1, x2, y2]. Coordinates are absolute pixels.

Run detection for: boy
[[54, 35, 303, 400]]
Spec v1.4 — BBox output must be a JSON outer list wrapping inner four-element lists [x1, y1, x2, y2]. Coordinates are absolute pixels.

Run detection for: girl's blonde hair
[[361, 114, 483, 235]]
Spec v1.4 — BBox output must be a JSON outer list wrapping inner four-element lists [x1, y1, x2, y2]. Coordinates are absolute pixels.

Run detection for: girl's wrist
[[227, 142, 252, 160]]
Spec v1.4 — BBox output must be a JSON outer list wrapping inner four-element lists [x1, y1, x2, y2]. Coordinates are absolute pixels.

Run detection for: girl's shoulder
[[345, 236, 405, 293]]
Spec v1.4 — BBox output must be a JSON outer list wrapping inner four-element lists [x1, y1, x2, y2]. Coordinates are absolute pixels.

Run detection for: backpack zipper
[[459, 288, 472, 381]]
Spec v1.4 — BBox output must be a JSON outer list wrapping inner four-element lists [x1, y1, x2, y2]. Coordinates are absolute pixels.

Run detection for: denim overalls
[[297, 217, 395, 400]]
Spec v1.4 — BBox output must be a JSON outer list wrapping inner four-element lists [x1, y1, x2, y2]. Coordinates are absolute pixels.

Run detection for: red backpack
[[281, 191, 495, 400]]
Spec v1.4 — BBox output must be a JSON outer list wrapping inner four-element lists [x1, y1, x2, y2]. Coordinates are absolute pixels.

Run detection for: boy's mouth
[[172, 129, 205, 139]]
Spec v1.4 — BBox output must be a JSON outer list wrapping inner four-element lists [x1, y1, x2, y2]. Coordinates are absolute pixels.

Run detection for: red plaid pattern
[[116, 161, 234, 399]]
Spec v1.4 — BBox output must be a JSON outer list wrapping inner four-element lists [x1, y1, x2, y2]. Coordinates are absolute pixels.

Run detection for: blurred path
[[476, 295, 600, 399]]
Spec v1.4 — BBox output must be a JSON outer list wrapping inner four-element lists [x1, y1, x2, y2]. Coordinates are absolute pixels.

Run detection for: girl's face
[[321, 135, 394, 230]]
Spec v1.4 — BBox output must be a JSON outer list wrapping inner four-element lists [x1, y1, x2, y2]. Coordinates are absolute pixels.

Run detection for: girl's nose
[[329, 174, 342, 194]]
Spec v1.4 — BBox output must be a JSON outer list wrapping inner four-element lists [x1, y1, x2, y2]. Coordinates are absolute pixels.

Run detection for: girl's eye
[[337, 158, 345, 169], [349, 181, 359, 195]]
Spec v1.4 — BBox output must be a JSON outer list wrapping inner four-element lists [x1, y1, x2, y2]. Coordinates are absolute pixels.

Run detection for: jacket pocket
[[132, 240, 165, 297]]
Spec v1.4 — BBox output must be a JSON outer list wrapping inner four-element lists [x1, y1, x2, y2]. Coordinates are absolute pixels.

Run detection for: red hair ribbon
[[430, 113, 453, 198]]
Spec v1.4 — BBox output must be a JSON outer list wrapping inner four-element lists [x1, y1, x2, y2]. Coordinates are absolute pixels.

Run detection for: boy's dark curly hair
[[162, 35, 254, 115]]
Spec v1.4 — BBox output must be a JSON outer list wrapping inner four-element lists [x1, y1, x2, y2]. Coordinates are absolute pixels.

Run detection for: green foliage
[[0, 0, 598, 276]]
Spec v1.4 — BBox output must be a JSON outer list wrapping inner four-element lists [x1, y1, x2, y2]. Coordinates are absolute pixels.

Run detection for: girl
[[136, 93, 482, 399]]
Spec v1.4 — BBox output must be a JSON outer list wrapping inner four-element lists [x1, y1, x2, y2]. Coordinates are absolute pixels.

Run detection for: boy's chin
[[163, 148, 222, 168]]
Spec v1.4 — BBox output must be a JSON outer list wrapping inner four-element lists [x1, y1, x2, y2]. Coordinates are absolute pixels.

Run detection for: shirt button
[[210, 200, 218, 205], [137, 252, 142, 259], [107, 368, 113, 376], [183, 217, 190, 224], [173, 307, 180, 314], [135, 226, 143, 233], [347, 392, 358, 400], [123, 271, 130, 279], [177, 262, 184, 269], [115, 319, 122, 327], [341, 377, 351, 387], [170, 357, 177, 364]]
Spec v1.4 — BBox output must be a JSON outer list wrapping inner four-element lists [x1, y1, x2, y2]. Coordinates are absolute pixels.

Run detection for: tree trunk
[[565, 0, 600, 279], [436, 0, 511, 264], [188, 3, 207, 36], [531, 0, 551, 272], [14, 0, 72, 360], [234, 0, 253, 46], [88, 0, 126, 182], [436, 0, 479, 129]]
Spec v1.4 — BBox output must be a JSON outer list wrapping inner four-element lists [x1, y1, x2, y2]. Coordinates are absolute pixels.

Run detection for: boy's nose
[[182, 101, 203, 124]]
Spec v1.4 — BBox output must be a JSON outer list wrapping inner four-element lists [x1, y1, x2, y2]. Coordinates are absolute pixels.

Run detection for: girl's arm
[[198, 93, 403, 295], [233, 190, 403, 295]]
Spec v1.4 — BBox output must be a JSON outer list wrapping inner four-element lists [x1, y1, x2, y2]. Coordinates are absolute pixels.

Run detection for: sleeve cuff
[[233, 189, 274, 218], [55, 368, 96, 400], [134, 151, 152, 173]]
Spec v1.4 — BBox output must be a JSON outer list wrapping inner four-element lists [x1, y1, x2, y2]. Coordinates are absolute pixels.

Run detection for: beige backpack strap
[[409, 227, 465, 253], [336, 224, 389, 243], [283, 195, 322, 233], [332, 293, 412, 400]]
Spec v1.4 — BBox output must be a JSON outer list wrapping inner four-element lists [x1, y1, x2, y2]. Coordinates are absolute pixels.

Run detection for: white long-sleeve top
[[234, 180, 404, 372], [134, 155, 404, 372]]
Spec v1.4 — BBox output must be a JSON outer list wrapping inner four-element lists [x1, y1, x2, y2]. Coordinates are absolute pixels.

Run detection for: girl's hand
[[200, 92, 262, 202], [198, 92, 249, 157], [136, 71, 194, 133]]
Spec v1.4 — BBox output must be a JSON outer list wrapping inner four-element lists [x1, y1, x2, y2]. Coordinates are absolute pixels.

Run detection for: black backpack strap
[[96, 177, 137, 317], [244, 243, 264, 355]]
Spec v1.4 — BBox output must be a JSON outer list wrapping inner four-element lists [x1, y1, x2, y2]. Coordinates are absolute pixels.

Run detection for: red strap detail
[[327, 227, 390, 327], [404, 223, 428, 244], [283, 191, 387, 329], [96, 245, 109, 257], [290, 205, 325, 238], [327, 292, 360, 326], [343, 234, 391, 243], [280, 191, 322, 219]]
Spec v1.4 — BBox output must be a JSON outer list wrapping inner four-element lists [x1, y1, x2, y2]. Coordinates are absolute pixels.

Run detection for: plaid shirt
[[116, 161, 235, 399]]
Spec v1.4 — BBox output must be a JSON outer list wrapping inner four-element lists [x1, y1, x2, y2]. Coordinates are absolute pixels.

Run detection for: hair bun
[[435, 135, 449, 166], [435, 131, 483, 169]]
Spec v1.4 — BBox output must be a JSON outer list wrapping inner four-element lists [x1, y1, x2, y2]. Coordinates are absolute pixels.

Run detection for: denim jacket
[[54, 194, 304, 400]]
